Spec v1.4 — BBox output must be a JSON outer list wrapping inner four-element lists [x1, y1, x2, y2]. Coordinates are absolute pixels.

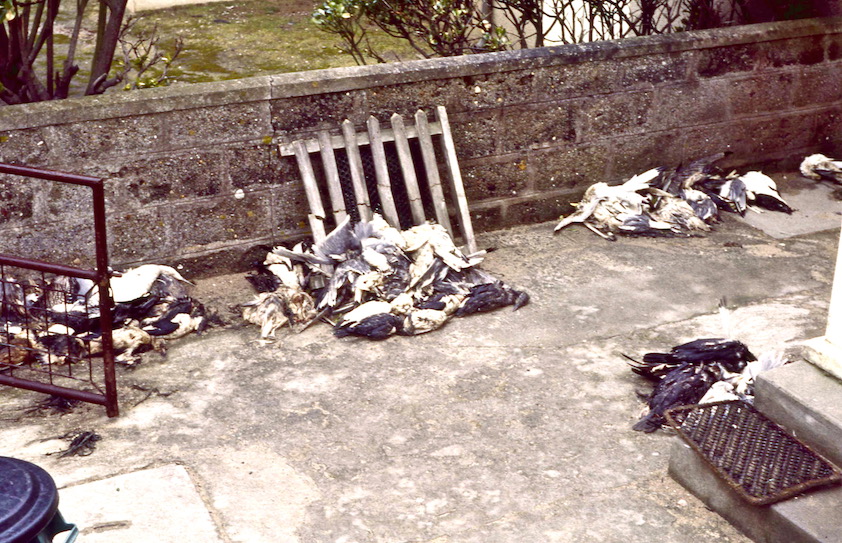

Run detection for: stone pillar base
[[803, 336, 842, 382]]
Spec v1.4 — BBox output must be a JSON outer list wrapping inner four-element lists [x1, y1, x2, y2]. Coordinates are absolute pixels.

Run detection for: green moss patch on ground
[[128, 0, 423, 84]]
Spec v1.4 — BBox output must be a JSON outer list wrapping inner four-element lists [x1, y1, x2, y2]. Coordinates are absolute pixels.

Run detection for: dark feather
[[417, 293, 448, 311], [617, 214, 679, 237], [38, 332, 86, 364], [245, 268, 281, 293], [455, 281, 529, 316], [142, 297, 205, 336], [334, 313, 403, 340], [750, 193, 794, 214], [660, 152, 728, 195], [639, 338, 756, 378], [48, 310, 100, 334], [113, 294, 162, 324], [814, 167, 842, 183], [633, 363, 718, 433]]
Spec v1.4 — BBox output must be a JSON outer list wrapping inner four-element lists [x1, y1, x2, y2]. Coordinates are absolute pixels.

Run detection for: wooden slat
[[435, 106, 477, 254], [284, 108, 475, 254], [317, 130, 348, 224], [292, 140, 327, 242], [391, 113, 425, 225], [342, 120, 372, 222], [414, 109, 453, 236], [367, 116, 400, 227], [278, 123, 444, 156]]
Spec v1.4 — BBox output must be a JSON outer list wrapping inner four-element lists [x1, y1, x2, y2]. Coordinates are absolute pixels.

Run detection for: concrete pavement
[[0, 172, 840, 543]]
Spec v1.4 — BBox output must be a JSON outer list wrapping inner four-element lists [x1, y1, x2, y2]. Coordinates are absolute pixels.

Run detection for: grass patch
[[127, 0, 424, 84]]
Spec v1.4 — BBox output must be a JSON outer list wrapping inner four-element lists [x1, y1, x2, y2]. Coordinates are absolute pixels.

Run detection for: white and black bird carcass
[[626, 337, 757, 433], [0, 264, 211, 368], [554, 154, 796, 239], [241, 214, 529, 341], [800, 153, 842, 183]]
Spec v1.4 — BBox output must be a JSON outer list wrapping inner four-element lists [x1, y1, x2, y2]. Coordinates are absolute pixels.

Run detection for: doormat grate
[[665, 400, 842, 505]]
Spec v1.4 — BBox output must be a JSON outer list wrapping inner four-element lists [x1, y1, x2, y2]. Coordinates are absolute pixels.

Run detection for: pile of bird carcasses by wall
[[552, 153, 826, 240], [1, 265, 208, 368], [241, 214, 529, 342]]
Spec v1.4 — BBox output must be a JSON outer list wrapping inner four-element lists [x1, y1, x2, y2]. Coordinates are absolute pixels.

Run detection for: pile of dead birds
[[241, 214, 529, 341], [625, 337, 789, 433], [0, 264, 207, 367], [800, 153, 842, 184], [554, 153, 795, 240]]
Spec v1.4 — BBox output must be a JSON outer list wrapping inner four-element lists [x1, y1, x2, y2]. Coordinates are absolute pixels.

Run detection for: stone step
[[668, 361, 842, 543], [754, 361, 842, 469], [669, 439, 842, 543]]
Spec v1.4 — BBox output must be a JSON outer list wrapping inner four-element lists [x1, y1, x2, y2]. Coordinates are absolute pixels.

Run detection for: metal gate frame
[[0, 163, 118, 417]]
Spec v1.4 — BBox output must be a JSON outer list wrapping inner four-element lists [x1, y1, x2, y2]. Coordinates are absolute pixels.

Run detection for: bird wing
[[634, 364, 716, 432], [649, 197, 711, 234], [617, 214, 673, 236], [269, 246, 331, 268], [338, 300, 393, 326], [671, 337, 756, 367], [719, 178, 747, 215], [554, 197, 601, 232], [317, 257, 372, 310], [313, 216, 358, 262], [621, 167, 663, 193], [673, 152, 728, 190], [109, 265, 163, 303], [681, 189, 719, 222]]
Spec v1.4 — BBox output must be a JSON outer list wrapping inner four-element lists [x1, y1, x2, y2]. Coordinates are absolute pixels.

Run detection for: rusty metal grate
[[665, 400, 842, 505]]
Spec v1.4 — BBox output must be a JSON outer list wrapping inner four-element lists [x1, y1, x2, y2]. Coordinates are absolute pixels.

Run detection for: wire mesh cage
[[1, 264, 106, 393], [665, 400, 842, 505]]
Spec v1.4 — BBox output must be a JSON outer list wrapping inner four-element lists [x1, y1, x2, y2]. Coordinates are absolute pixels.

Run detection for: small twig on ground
[[46, 430, 102, 458], [24, 395, 81, 416]]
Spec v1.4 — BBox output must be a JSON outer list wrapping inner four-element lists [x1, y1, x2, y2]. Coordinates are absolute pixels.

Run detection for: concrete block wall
[[1, 18, 841, 277]]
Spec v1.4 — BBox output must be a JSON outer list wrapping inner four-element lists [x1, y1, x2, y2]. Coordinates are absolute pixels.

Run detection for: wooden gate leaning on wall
[[279, 106, 478, 255]]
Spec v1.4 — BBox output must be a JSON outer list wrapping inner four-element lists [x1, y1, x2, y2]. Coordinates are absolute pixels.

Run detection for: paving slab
[[57, 464, 222, 542], [738, 173, 842, 239]]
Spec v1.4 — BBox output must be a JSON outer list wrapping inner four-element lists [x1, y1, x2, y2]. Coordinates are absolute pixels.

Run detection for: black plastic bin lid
[[0, 456, 59, 543]]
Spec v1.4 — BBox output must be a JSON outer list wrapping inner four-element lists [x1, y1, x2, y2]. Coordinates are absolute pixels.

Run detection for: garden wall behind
[[1, 18, 841, 277]]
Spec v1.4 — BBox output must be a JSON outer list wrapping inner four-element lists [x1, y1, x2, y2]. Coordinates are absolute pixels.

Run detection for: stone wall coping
[[0, 17, 840, 132]]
